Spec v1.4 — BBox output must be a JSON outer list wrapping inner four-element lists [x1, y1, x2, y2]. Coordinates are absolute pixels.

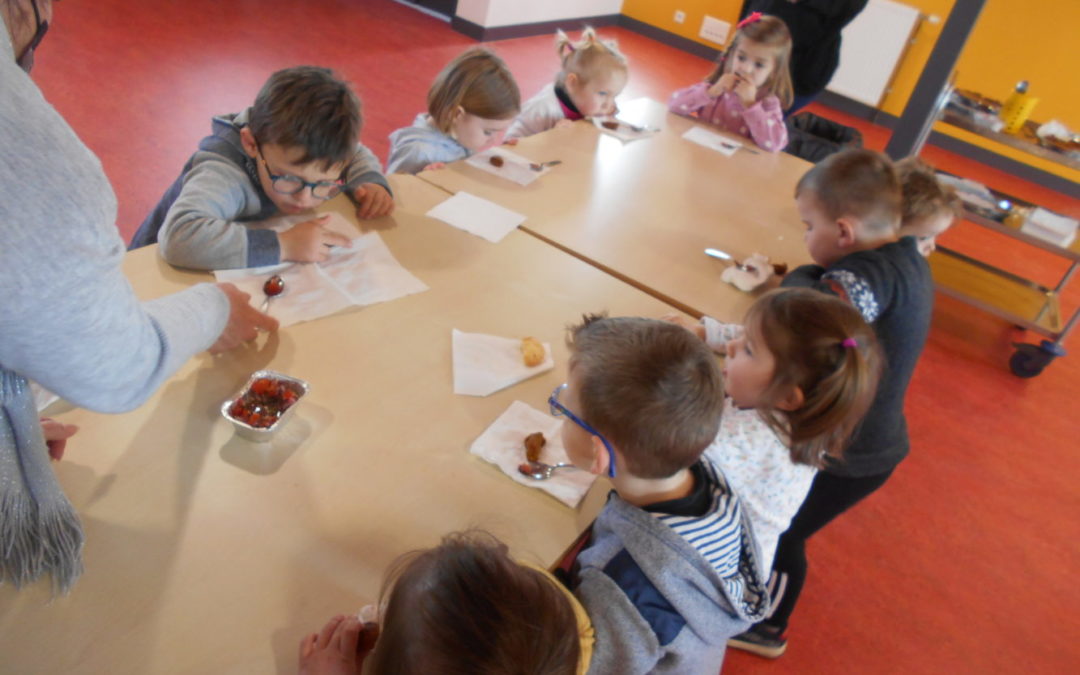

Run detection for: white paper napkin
[[593, 117, 659, 142], [465, 148, 552, 186], [452, 329, 554, 396], [425, 192, 526, 243], [214, 232, 428, 327], [682, 126, 742, 156], [470, 400, 596, 508]]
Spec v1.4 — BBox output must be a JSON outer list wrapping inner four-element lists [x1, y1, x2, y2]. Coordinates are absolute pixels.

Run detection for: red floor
[[28, 1, 1080, 672]]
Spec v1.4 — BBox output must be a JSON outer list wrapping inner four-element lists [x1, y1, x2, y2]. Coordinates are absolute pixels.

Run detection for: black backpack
[[783, 112, 863, 163]]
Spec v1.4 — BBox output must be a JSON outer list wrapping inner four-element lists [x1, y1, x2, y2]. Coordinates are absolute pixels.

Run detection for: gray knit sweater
[[0, 19, 229, 415]]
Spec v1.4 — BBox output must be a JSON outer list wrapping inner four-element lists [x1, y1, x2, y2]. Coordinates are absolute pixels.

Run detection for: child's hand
[[503, 137, 519, 146], [554, 119, 575, 130], [732, 76, 758, 106], [422, 162, 446, 171], [298, 615, 364, 675], [41, 418, 78, 461], [279, 215, 353, 263], [353, 183, 395, 220], [709, 74, 739, 98], [660, 314, 706, 341]]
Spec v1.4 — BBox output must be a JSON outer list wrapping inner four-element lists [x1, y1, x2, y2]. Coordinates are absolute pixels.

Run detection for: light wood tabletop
[[0, 176, 688, 674], [417, 98, 817, 323]]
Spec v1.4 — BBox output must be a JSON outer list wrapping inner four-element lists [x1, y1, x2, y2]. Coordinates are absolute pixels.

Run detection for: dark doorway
[[400, 0, 458, 19]]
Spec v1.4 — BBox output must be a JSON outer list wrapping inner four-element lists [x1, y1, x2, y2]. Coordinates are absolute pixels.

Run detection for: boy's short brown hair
[[796, 149, 902, 234], [248, 66, 360, 171], [567, 315, 724, 479], [428, 47, 520, 134], [367, 530, 580, 675], [895, 157, 963, 226]]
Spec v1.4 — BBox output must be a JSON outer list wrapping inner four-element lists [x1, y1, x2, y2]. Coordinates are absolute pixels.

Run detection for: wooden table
[[0, 176, 687, 674], [417, 98, 816, 323]]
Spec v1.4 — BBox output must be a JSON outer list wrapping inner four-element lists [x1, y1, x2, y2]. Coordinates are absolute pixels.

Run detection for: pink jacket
[[668, 82, 788, 153]]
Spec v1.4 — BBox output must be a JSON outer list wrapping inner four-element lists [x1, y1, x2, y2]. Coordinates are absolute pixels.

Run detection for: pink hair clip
[[737, 11, 763, 30], [842, 338, 858, 349]]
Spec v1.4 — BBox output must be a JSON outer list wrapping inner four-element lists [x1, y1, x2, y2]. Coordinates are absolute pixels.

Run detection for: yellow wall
[[623, 0, 1079, 182]]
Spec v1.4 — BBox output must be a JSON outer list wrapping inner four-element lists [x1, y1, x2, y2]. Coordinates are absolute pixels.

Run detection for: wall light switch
[[699, 15, 730, 45]]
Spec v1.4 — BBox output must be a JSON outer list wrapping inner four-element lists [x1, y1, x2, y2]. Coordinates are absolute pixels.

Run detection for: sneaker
[[728, 624, 787, 658]]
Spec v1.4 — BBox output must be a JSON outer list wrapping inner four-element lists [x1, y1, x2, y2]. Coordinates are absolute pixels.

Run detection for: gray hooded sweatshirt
[[386, 113, 470, 175], [575, 460, 769, 674], [132, 109, 389, 271]]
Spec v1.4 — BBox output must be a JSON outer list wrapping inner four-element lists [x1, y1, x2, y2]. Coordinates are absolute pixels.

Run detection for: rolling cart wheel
[[1009, 341, 1066, 378]]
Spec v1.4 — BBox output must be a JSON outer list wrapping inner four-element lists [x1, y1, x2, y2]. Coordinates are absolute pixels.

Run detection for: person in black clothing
[[728, 149, 933, 658], [740, 0, 868, 113]]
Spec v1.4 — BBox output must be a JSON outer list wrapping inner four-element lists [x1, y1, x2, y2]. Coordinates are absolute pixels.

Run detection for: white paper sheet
[[214, 232, 428, 327], [470, 400, 596, 508], [425, 192, 526, 243], [465, 148, 553, 186], [682, 126, 742, 156], [452, 329, 554, 396], [593, 117, 659, 142]]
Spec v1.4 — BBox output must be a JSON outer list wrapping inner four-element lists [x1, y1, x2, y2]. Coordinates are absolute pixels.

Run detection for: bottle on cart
[[1000, 80, 1038, 134]]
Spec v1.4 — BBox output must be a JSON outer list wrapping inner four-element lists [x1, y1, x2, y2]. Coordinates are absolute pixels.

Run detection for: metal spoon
[[529, 160, 563, 172], [260, 274, 285, 313], [705, 248, 751, 271], [517, 461, 576, 480]]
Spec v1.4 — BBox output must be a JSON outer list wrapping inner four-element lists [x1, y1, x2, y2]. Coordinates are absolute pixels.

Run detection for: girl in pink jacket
[[669, 13, 793, 153]]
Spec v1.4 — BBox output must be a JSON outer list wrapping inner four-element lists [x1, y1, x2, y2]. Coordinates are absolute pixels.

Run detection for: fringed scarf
[[0, 370, 83, 593]]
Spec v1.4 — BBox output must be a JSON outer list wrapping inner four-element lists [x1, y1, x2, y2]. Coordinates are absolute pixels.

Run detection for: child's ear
[[835, 217, 858, 248], [239, 127, 258, 158], [450, 105, 465, 124], [590, 435, 611, 477], [565, 72, 580, 92], [775, 385, 805, 412]]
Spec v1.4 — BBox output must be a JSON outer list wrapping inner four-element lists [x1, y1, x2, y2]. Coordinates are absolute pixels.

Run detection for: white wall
[[457, 0, 624, 28]]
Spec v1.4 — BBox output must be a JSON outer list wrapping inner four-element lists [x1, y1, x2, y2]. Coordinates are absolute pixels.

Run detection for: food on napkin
[[464, 148, 552, 186], [470, 401, 596, 508], [452, 329, 555, 396], [524, 431, 547, 463], [593, 117, 657, 142], [721, 253, 778, 292], [521, 337, 545, 367]]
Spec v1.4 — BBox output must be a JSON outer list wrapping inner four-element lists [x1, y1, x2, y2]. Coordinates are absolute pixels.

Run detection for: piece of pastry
[[524, 432, 546, 463], [720, 253, 775, 292], [489, 155, 505, 167], [521, 337, 545, 367], [601, 120, 620, 130]]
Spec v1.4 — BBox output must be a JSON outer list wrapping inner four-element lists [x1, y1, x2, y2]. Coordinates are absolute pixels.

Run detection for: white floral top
[[704, 400, 816, 576], [700, 317, 817, 574]]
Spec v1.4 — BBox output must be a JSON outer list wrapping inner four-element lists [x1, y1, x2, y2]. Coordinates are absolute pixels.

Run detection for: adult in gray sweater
[[0, 0, 277, 592]]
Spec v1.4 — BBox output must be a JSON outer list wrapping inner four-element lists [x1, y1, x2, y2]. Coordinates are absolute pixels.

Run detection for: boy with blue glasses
[[130, 66, 393, 270], [554, 314, 768, 674]]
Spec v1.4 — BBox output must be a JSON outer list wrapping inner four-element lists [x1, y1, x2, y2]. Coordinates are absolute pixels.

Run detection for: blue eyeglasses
[[255, 141, 345, 200], [548, 383, 617, 478]]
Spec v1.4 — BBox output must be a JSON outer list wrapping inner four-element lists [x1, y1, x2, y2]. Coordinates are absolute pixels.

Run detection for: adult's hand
[[208, 283, 279, 353]]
